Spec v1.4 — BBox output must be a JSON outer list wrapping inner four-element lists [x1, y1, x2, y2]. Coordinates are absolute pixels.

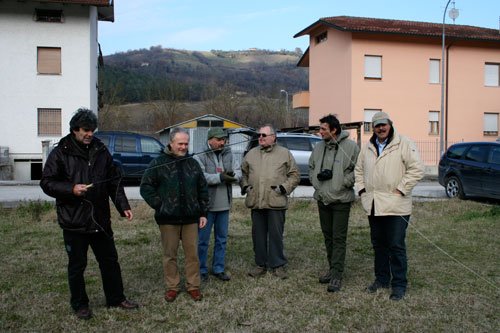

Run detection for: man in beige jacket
[[355, 111, 424, 301], [241, 124, 300, 279]]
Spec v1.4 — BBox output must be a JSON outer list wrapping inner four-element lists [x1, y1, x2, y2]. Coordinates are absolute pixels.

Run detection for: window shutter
[[484, 64, 499, 87], [364, 56, 382, 78], [37, 47, 61, 74], [429, 59, 440, 84], [484, 113, 498, 132]]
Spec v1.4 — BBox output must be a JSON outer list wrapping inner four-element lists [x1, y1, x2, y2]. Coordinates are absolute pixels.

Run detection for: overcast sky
[[99, 0, 500, 55]]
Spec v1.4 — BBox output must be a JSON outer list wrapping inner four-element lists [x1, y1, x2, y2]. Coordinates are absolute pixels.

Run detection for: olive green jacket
[[309, 131, 360, 205]]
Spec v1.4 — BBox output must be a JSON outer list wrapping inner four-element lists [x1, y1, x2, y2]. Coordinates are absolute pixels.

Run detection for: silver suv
[[276, 133, 322, 182]]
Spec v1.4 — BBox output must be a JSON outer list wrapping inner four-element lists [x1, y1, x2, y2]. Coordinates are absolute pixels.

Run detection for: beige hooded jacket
[[355, 130, 424, 216]]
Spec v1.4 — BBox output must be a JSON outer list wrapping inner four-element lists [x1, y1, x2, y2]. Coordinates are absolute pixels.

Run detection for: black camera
[[317, 169, 333, 181]]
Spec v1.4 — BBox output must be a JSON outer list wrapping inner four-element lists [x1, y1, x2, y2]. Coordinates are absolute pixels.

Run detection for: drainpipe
[[445, 43, 452, 147]]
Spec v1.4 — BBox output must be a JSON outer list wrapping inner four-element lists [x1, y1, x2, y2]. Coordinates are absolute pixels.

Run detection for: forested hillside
[[100, 46, 308, 104], [98, 47, 309, 133]]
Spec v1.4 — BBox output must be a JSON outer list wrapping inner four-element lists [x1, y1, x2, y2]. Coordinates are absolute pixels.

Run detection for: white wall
[[0, 1, 100, 180]]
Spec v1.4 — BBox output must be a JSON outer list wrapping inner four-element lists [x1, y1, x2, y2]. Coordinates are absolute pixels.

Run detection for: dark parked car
[[241, 130, 322, 182], [94, 131, 164, 180], [438, 141, 500, 199]]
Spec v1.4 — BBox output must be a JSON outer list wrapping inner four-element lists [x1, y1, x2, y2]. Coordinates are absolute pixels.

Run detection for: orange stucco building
[[294, 16, 500, 164]]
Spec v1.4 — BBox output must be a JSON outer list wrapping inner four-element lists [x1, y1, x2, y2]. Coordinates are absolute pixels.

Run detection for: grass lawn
[[0, 199, 498, 332]]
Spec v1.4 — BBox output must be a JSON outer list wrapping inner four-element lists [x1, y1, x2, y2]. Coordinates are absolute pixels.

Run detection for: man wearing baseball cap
[[355, 111, 424, 301], [194, 128, 241, 282]]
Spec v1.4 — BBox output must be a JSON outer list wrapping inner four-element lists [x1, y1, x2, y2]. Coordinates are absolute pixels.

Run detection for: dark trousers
[[251, 209, 287, 269], [318, 201, 351, 279], [63, 230, 126, 311], [368, 215, 409, 291]]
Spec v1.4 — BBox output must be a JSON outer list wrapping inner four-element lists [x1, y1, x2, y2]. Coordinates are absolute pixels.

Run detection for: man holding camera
[[309, 114, 359, 292], [194, 128, 241, 282]]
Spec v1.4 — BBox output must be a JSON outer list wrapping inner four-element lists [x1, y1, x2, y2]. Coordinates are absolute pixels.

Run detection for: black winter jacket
[[140, 150, 209, 225], [40, 134, 130, 234]]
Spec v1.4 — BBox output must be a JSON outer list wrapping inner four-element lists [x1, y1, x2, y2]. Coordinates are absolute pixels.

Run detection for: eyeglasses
[[258, 133, 274, 138]]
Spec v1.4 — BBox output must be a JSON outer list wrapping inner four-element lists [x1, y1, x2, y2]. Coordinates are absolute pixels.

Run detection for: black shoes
[[389, 290, 405, 301], [110, 299, 139, 310], [327, 278, 342, 292], [212, 272, 231, 281], [201, 273, 209, 282], [319, 271, 332, 284], [366, 280, 390, 293], [75, 307, 92, 320]]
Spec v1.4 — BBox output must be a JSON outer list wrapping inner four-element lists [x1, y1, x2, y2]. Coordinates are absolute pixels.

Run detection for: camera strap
[[319, 144, 337, 172]]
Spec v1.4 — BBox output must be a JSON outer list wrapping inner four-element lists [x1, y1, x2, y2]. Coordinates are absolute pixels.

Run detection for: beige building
[[294, 16, 500, 164]]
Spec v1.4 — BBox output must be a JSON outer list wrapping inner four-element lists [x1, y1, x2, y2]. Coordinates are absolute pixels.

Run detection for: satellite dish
[[449, 8, 459, 21]]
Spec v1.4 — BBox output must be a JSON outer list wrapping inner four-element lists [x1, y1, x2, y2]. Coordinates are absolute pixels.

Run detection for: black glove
[[226, 171, 235, 177], [271, 185, 286, 195], [241, 185, 252, 195], [220, 171, 237, 183]]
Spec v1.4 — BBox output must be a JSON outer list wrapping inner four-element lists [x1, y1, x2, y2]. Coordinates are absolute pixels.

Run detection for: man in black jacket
[[40, 108, 138, 320]]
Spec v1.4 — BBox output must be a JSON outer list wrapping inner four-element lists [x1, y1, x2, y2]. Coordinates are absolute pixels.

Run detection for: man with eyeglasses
[[241, 124, 300, 279]]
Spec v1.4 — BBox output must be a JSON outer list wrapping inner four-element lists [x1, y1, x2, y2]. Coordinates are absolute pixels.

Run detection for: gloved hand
[[220, 171, 237, 183], [241, 185, 252, 195], [271, 185, 286, 195]]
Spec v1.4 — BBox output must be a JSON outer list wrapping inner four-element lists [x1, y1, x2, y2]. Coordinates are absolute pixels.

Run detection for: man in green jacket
[[140, 127, 209, 302], [355, 112, 424, 301], [241, 124, 300, 279], [309, 114, 359, 293]]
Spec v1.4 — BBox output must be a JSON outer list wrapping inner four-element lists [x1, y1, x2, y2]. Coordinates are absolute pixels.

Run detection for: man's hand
[[199, 216, 208, 228], [393, 189, 404, 196], [241, 185, 252, 195], [123, 210, 133, 221], [220, 171, 237, 183], [72, 184, 89, 197], [271, 185, 286, 195]]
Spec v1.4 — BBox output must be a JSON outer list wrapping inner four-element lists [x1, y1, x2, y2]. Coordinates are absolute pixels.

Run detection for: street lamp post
[[280, 89, 289, 112], [440, 0, 458, 157]]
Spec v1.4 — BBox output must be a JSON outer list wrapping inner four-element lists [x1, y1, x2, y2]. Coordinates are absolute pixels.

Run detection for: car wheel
[[444, 176, 465, 199]]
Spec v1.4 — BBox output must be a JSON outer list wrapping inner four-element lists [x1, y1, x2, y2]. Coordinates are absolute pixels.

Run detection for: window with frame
[[488, 146, 500, 165], [484, 63, 499, 87], [315, 31, 327, 44], [115, 136, 137, 153], [483, 113, 498, 136], [38, 108, 61, 136], [278, 137, 310, 151], [465, 146, 488, 163], [35, 9, 64, 23], [37, 47, 61, 74], [141, 138, 162, 153], [429, 59, 440, 84], [429, 111, 439, 135], [197, 120, 223, 127], [364, 55, 382, 79], [363, 109, 380, 133]]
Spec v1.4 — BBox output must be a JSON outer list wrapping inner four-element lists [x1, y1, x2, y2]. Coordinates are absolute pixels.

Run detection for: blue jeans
[[198, 210, 229, 275], [368, 215, 409, 292]]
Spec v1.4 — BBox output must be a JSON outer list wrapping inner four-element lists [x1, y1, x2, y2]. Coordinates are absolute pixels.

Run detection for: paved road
[[0, 181, 447, 207]]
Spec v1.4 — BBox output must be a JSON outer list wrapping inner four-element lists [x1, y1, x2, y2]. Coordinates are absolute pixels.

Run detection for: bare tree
[[146, 81, 186, 131], [98, 81, 131, 130], [203, 83, 243, 120]]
